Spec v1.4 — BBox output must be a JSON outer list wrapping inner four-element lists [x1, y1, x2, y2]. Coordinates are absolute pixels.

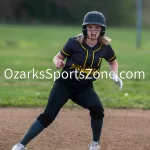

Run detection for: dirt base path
[[0, 108, 150, 150]]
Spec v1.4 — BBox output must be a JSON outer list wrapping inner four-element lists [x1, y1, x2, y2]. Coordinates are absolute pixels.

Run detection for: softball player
[[12, 11, 123, 150]]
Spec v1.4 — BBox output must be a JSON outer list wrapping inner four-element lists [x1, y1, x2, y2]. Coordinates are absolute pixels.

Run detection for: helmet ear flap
[[100, 27, 105, 36], [82, 25, 87, 36]]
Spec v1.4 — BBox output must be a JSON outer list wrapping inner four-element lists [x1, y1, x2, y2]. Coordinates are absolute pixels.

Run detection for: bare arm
[[108, 60, 118, 75], [53, 52, 66, 68], [53, 52, 66, 63], [108, 59, 123, 90]]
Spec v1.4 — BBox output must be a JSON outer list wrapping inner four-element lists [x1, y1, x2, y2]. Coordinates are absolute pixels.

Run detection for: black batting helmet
[[82, 11, 106, 36]]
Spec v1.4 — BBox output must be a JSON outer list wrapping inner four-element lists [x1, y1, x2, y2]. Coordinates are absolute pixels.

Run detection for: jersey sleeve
[[104, 45, 116, 62], [60, 38, 73, 57]]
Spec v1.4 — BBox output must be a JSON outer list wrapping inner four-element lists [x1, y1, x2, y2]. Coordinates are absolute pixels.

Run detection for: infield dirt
[[0, 108, 150, 150]]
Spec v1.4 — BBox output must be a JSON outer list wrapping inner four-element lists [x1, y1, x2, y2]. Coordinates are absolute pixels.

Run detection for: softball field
[[0, 108, 150, 150], [0, 26, 150, 150]]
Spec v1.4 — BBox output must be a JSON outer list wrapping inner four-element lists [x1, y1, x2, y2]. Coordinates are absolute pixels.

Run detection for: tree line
[[0, 0, 136, 26]]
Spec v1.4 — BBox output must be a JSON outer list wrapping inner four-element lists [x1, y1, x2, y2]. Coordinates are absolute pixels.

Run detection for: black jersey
[[60, 37, 116, 83]]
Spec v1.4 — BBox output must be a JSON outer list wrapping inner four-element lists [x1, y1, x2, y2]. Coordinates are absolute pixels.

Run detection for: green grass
[[0, 24, 150, 109]]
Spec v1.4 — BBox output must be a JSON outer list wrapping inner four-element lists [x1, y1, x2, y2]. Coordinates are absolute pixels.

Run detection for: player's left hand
[[111, 75, 123, 90]]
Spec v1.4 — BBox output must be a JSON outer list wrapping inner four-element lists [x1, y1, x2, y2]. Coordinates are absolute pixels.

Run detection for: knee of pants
[[37, 113, 56, 128], [90, 107, 104, 119]]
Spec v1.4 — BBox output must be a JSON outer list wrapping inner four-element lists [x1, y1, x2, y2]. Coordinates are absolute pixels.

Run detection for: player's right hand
[[55, 59, 65, 69]]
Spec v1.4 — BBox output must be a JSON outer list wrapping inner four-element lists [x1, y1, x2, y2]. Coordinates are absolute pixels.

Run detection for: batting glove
[[111, 74, 123, 90]]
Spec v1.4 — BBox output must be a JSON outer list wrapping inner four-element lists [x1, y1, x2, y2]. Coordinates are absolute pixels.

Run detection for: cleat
[[89, 141, 100, 150], [11, 143, 27, 150]]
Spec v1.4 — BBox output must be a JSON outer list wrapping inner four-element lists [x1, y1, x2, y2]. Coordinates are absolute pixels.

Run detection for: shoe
[[11, 143, 27, 150], [89, 141, 100, 150]]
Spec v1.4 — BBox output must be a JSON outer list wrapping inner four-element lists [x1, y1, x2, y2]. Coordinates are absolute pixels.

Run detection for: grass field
[[0, 24, 150, 109]]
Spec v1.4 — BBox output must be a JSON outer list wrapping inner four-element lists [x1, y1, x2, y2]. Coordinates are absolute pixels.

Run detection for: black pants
[[37, 78, 104, 128]]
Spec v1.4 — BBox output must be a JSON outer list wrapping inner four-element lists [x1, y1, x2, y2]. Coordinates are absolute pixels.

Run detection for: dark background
[[0, 0, 149, 27]]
